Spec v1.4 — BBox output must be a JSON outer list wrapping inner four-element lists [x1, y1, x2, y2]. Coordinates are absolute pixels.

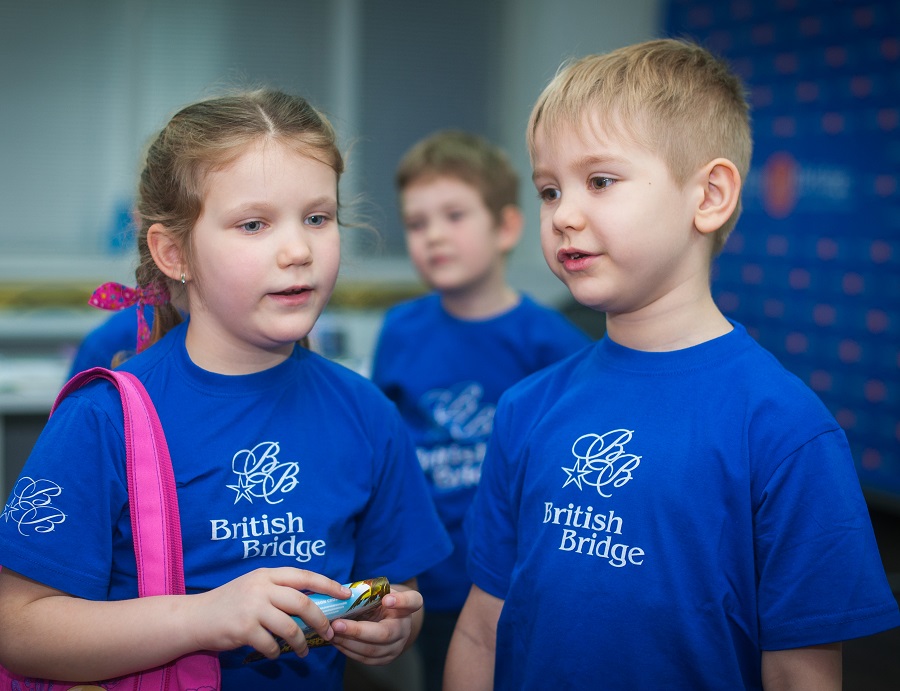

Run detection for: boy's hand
[[187, 567, 350, 660], [328, 583, 423, 665]]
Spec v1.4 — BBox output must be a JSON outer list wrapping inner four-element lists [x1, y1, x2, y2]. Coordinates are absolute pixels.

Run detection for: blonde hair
[[134, 89, 343, 346], [527, 38, 751, 253], [395, 129, 519, 224]]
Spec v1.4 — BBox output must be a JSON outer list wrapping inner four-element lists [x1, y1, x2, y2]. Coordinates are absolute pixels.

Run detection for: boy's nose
[[424, 221, 447, 243], [552, 195, 587, 233]]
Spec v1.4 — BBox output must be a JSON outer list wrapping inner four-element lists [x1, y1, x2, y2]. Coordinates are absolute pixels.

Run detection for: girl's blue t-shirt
[[467, 322, 900, 690], [0, 321, 451, 690]]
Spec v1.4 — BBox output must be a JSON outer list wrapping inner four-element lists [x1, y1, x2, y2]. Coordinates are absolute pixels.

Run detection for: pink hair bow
[[89, 282, 170, 353]]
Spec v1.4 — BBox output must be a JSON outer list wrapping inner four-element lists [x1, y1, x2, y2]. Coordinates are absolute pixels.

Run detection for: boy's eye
[[240, 220, 265, 233], [306, 214, 328, 227], [589, 176, 615, 190], [446, 209, 466, 223], [404, 218, 425, 233], [539, 188, 560, 202]]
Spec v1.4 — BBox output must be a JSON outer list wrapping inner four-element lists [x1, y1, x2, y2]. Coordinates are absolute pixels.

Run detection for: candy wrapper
[[244, 576, 390, 662]]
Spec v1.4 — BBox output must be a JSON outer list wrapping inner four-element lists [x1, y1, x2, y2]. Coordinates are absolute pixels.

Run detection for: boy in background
[[445, 39, 899, 690], [371, 129, 591, 690]]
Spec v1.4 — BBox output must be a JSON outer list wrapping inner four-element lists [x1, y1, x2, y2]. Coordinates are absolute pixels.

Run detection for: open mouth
[[274, 287, 309, 296], [559, 249, 591, 262]]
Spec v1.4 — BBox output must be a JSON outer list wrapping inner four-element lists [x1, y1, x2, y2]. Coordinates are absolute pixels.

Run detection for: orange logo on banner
[[763, 152, 798, 219]]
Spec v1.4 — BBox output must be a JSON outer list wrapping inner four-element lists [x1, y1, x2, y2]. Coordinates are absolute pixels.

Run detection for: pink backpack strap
[[53, 367, 184, 597], [50, 367, 221, 690]]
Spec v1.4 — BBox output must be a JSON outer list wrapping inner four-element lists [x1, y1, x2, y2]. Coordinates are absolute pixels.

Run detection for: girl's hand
[[186, 568, 350, 660], [327, 582, 423, 665]]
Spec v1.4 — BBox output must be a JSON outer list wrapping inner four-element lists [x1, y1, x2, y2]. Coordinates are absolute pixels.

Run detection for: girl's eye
[[589, 176, 615, 190], [539, 188, 560, 202], [306, 214, 328, 227], [447, 210, 466, 223], [240, 220, 265, 233]]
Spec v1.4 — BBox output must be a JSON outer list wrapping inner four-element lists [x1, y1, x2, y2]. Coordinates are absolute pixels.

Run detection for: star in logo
[[227, 474, 256, 504], [561, 458, 591, 490]]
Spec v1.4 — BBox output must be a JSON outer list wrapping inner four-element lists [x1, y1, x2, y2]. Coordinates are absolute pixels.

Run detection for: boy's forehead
[[532, 112, 633, 159], [402, 172, 480, 196], [399, 173, 487, 212], [406, 170, 462, 185], [530, 111, 675, 184]]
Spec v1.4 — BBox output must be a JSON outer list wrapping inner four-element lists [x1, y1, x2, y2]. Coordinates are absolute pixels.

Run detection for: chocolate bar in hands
[[243, 576, 390, 663]]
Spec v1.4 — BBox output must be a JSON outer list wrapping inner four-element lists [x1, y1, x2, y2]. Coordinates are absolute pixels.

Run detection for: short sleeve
[[0, 390, 130, 600], [755, 428, 900, 648]]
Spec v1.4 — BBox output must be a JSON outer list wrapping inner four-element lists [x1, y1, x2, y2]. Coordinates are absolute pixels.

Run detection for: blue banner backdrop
[[665, 0, 900, 501]]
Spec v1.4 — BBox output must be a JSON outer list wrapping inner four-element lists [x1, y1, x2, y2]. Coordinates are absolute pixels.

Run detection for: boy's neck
[[440, 282, 520, 321], [605, 293, 732, 352]]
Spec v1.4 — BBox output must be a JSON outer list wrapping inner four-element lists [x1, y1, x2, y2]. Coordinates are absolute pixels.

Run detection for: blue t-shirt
[[467, 322, 900, 690], [371, 293, 591, 611], [0, 321, 452, 691]]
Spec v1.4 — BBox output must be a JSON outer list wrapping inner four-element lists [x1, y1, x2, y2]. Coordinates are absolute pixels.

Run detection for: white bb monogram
[[561, 429, 641, 497], [227, 441, 300, 505]]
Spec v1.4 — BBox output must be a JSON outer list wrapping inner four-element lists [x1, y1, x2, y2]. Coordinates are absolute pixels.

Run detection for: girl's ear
[[694, 158, 741, 236], [497, 204, 524, 253], [147, 223, 186, 282]]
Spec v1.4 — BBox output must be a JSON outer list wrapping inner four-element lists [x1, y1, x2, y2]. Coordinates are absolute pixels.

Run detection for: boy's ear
[[694, 158, 741, 236], [147, 223, 186, 282], [497, 205, 524, 252]]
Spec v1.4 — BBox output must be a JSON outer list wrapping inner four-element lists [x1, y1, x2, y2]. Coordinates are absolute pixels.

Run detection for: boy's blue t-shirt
[[0, 321, 452, 691], [371, 293, 591, 611], [467, 322, 900, 690]]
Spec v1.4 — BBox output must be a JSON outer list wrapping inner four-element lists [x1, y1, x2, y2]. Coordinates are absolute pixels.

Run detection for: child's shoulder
[[730, 330, 836, 421], [500, 342, 589, 405], [383, 293, 440, 319], [379, 293, 443, 333], [509, 295, 593, 353], [383, 292, 581, 328], [513, 294, 588, 328]]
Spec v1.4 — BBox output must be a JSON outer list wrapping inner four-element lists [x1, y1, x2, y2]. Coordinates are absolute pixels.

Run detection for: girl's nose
[[277, 227, 313, 267]]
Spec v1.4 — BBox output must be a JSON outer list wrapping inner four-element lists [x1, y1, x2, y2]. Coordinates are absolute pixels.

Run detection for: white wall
[[0, 0, 662, 302], [0, 0, 336, 278]]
